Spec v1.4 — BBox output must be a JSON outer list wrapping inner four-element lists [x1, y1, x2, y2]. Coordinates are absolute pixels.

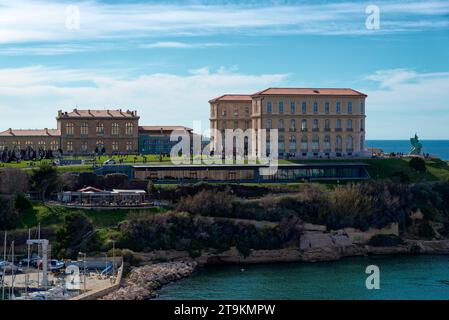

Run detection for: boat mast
[[26, 229, 31, 297], [2, 231, 6, 300], [10, 241, 14, 299], [37, 223, 40, 289]]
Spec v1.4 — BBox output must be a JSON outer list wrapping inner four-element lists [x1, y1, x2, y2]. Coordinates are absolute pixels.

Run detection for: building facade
[[210, 88, 367, 158], [0, 109, 191, 156], [57, 109, 140, 155], [0, 128, 61, 151], [138, 126, 193, 155]]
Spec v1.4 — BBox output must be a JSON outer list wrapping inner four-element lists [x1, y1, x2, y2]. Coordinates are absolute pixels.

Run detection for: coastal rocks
[[101, 261, 197, 300], [405, 239, 449, 254]]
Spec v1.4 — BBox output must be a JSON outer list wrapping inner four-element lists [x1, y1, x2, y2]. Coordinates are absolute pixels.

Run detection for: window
[[302, 102, 307, 114], [313, 119, 319, 130], [290, 101, 296, 114], [279, 119, 284, 129], [313, 102, 318, 113], [289, 135, 296, 151], [234, 106, 239, 116], [290, 119, 296, 130], [267, 101, 272, 113], [67, 141, 73, 152], [126, 141, 133, 152], [324, 136, 331, 152], [336, 135, 342, 151], [336, 119, 342, 129], [360, 135, 364, 150], [80, 123, 88, 136], [112, 123, 120, 136], [267, 119, 272, 129], [336, 102, 341, 114], [325, 119, 330, 130], [38, 141, 45, 148], [81, 142, 88, 152], [25, 141, 33, 147], [245, 120, 250, 129], [361, 102, 365, 114], [112, 141, 119, 151], [346, 135, 354, 151], [347, 119, 353, 129], [279, 101, 284, 114], [245, 107, 250, 116], [348, 102, 353, 114], [96, 140, 104, 147], [233, 121, 238, 129], [301, 119, 307, 131], [50, 141, 59, 151], [325, 102, 330, 114], [125, 122, 134, 135], [278, 136, 285, 152], [301, 136, 308, 151], [360, 119, 365, 131], [96, 122, 104, 134], [66, 122, 74, 136], [312, 135, 320, 152]]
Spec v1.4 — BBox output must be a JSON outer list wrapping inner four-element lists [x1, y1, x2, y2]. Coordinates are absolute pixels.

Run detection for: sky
[[0, 0, 448, 139]]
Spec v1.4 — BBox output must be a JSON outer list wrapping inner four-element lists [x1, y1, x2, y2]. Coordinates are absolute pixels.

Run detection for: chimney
[[44, 128, 49, 135], [58, 110, 62, 117], [8, 128, 12, 134]]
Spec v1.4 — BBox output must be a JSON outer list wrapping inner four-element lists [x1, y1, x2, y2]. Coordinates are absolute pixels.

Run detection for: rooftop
[[0, 128, 60, 137], [57, 109, 139, 119], [252, 87, 367, 97], [138, 125, 193, 132], [209, 94, 252, 103]]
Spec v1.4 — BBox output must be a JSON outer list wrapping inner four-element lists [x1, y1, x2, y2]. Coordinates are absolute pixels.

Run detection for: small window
[[325, 102, 330, 114], [302, 102, 307, 114], [348, 102, 353, 114], [267, 101, 272, 113], [336, 102, 341, 114], [290, 101, 296, 114], [278, 101, 284, 113], [313, 102, 318, 113]]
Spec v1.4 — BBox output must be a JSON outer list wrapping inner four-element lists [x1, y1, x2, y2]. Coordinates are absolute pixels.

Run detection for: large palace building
[[210, 88, 367, 158], [0, 109, 192, 155]]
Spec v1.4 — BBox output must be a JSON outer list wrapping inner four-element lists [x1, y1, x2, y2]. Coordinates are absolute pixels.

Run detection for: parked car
[[103, 159, 116, 165], [0, 261, 21, 274], [37, 259, 65, 272]]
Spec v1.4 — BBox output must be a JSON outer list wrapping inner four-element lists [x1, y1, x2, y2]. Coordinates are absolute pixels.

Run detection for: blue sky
[[0, 0, 448, 139]]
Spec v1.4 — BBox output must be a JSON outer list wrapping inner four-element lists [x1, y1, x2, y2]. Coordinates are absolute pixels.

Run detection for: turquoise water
[[157, 255, 449, 300], [366, 140, 449, 160]]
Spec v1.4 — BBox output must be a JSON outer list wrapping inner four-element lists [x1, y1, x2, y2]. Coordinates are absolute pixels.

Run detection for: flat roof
[[131, 162, 369, 170]]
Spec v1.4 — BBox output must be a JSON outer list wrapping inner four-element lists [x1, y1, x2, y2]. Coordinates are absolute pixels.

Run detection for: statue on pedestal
[[409, 133, 422, 155]]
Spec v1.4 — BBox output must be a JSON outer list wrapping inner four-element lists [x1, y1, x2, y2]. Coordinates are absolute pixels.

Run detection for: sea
[[366, 140, 449, 160], [157, 255, 449, 300]]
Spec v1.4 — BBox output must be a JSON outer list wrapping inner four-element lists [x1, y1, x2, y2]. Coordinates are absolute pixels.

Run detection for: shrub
[[13, 193, 33, 212], [368, 234, 404, 247], [409, 157, 426, 173], [176, 189, 234, 217], [418, 220, 435, 239]]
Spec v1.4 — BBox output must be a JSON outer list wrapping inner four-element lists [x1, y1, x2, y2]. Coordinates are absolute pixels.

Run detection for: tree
[[104, 173, 128, 190], [56, 211, 100, 259], [0, 196, 19, 230], [0, 168, 29, 195], [147, 180, 157, 197], [57, 172, 78, 192], [30, 163, 58, 200]]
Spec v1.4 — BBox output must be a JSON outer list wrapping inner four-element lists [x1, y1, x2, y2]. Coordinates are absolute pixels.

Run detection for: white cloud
[[0, 65, 287, 132], [0, 0, 448, 45], [363, 68, 449, 139]]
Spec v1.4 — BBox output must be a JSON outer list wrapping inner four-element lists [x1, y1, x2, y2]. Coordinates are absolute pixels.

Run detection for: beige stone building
[[210, 88, 367, 158], [57, 109, 140, 154], [0, 128, 61, 151]]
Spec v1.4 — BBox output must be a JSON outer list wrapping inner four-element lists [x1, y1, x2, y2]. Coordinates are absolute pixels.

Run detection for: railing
[[335, 128, 342, 132], [346, 128, 353, 132], [312, 128, 319, 132]]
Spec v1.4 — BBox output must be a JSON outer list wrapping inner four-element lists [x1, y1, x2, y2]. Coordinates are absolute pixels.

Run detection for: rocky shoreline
[[101, 239, 449, 300], [101, 261, 197, 300]]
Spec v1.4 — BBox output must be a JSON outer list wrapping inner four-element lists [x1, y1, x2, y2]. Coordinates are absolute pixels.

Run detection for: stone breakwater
[[101, 261, 197, 300]]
